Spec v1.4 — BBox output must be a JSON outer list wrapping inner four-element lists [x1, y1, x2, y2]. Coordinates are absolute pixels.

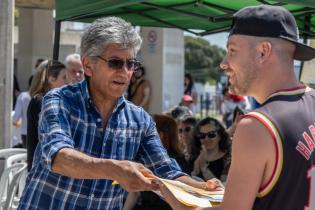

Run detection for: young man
[[18, 17, 219, 210], [160, 5, 315, 210]]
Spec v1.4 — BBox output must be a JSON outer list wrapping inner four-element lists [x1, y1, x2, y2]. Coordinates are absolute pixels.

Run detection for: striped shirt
[[18, 80, 185, 210]]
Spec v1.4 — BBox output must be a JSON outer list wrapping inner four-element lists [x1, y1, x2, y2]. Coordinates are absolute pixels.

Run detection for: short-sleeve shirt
[[18, 80, 185, 210]]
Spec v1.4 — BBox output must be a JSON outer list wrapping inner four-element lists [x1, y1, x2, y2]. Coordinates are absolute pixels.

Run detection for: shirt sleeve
[[137, 112, 186, 180], [38, 91, 74, 171]]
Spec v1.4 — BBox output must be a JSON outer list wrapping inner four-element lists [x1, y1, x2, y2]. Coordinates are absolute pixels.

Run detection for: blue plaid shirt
[[18, 80, 185, 210]]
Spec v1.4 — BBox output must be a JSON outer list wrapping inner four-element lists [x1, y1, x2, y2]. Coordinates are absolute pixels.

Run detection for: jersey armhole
[[243, 111, 283, 197]]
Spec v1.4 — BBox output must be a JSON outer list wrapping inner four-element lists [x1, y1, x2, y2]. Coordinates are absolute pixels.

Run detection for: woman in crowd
[[27, 60, 67, 171], [191, 117, 231, 182], [177, 116, 198, 173]]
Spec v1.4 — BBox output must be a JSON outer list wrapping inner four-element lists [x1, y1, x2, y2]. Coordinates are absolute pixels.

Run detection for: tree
[[185, 36, 226, 83]]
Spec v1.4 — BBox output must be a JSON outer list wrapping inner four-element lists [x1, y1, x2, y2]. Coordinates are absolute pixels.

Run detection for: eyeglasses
[[96, 56, 141, 71], [178, 127, 192, 134], [197, 131, 219, 140]]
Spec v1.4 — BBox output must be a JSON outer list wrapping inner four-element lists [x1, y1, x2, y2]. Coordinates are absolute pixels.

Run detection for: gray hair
[[80, 17, 142, 58], [65, 53, 81, 66]]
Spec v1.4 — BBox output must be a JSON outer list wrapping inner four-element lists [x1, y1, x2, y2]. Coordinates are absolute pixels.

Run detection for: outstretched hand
[[112, 160, 158, 192], [204, 178, 224, 191]]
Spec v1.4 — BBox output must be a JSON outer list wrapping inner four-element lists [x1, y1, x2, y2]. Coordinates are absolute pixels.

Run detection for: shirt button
[[97, 118, 102, 122], [91, 194, 94, 198]]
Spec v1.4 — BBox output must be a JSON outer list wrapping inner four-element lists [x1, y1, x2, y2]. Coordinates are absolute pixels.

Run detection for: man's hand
[[112, 160, 158, 192]]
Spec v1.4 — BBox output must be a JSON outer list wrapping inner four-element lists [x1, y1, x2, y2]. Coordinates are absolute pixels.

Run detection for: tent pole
[[299, 15, 311, 80], [53, 20, 61, 60]]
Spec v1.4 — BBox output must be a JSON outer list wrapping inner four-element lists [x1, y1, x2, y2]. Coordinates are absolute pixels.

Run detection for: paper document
[[156, 178, 224, 208]]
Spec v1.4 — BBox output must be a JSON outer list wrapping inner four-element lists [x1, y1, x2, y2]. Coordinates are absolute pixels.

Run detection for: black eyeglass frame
[[95, 56, 141, 72], [178, 126, 192, 134], [197, 130, 219, 140]]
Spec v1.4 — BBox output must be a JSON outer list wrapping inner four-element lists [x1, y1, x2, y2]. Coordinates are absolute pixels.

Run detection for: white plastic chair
[[0, 149, 26, 166], [0, 149, 27, 210], [5, 153, 27, 197], [0, 163, 27, 210]]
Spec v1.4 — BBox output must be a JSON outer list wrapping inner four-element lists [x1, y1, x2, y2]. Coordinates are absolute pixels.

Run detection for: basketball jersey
[[245, 86, 315, 210]]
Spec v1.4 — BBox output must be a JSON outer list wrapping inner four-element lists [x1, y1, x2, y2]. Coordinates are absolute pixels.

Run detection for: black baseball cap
[[229, 5, 315, 61]]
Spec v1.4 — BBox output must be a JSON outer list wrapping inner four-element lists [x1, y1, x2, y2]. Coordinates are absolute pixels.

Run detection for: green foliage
[[185, 36, 226, 83]]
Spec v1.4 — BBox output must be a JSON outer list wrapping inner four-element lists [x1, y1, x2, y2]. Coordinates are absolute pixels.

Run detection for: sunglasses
[[178, 127, 192, 134], [96, 56, 141, 71], [197, 131, 219, 140]]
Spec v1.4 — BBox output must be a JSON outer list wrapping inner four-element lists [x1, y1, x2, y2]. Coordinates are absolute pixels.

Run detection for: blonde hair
[[29, 60, 49, 97], [29, 60, 66, 97]]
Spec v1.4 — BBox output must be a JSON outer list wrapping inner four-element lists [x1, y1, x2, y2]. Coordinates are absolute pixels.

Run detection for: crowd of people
[[10, 4, 315, 210]]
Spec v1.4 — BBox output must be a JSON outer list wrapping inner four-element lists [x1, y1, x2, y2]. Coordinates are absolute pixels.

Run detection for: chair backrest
[[5, 153, 27, 198], [6, 153, 27, 168], [0, 163, 26, 203], [2, 163, 27, 210], [0, 149, 26, 159]]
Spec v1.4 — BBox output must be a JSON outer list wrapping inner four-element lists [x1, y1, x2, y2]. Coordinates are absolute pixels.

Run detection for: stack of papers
[[155, 178, 224, 208]]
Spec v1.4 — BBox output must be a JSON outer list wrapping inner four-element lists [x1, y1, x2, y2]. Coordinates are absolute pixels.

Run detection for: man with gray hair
[[65, 53, 84, 83], [18, 17, 220, 210]]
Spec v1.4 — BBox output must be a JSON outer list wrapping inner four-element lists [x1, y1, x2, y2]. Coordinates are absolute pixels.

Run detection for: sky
[[204, 32, 229, 49], [184, 31, 229, 49]]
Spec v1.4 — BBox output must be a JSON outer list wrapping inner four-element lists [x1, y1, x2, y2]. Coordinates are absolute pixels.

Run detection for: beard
[[228, 62, 258, 96]]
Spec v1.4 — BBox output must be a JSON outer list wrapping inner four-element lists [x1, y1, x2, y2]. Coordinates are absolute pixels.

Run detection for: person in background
[[159, 5, 315, 210], [65, 53, 84, 83], [226, 106, 246, 139], [191, 117, 231, 183], [19, 17, 220, 210], [12, 76, 33, 148], [180, 94, 195, 112], [26, 60, 67, 171], [33, 58, 45, 73], [178, 116, 199, 173], [221, 87, 245, 128], [127, 64, 151, 111], [184, 73, 198, 112], [167, 105, 193, 122], [153, 114, 192, 174]]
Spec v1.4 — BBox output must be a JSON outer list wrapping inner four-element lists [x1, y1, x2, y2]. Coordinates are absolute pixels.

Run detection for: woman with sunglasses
[[178, 116, 199, 173], [27, 60, 67, 171], [191, 117, 231, 182]]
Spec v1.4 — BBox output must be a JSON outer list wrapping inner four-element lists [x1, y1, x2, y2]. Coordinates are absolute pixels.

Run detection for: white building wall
[[163, 28, 184, 111], [17, 8, 53, 89], [140, 27, 184, 114]]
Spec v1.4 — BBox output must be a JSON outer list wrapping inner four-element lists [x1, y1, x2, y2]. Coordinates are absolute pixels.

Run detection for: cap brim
[[280, 36, 315, 61]]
